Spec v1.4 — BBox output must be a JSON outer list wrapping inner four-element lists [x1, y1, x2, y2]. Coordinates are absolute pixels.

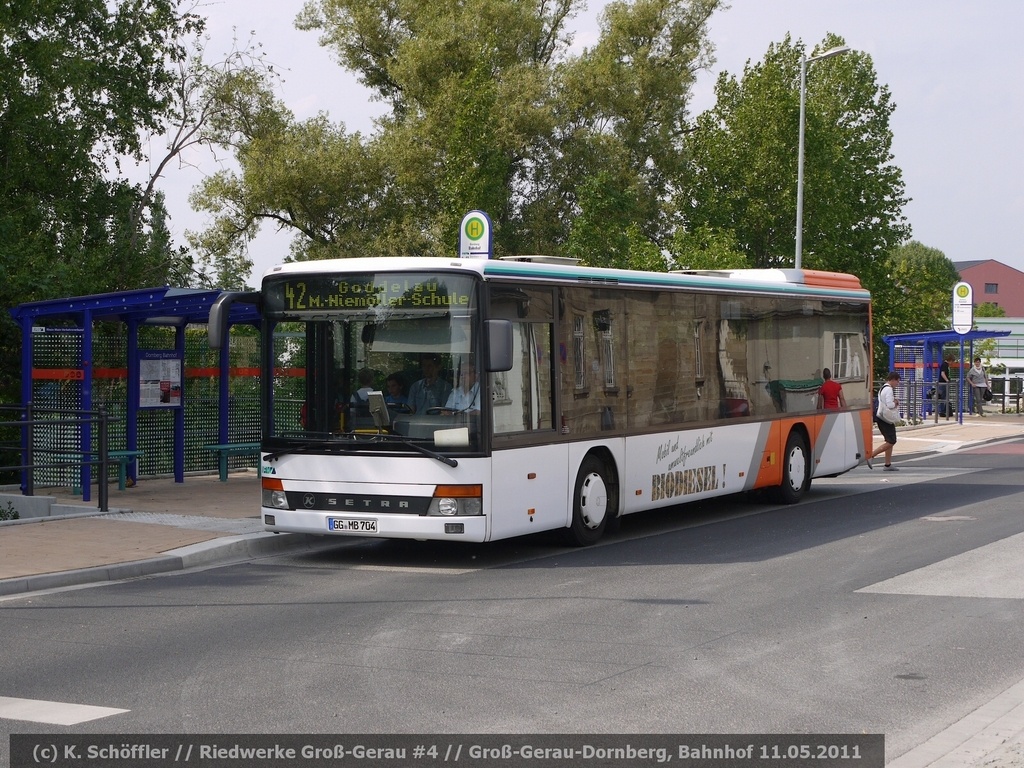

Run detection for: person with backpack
[[867, 371, 901, 471]]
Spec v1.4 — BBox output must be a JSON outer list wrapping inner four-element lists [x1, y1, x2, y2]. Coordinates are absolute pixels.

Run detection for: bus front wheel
[[774, 431, 810, 504], [564, 455, 615, 546]]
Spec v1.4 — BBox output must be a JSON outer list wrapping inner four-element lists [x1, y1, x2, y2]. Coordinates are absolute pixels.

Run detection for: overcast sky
[[151, 0, 1024, 285]]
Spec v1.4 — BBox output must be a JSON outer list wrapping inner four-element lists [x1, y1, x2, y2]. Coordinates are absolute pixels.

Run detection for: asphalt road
[[2, 439, 1023, 767]]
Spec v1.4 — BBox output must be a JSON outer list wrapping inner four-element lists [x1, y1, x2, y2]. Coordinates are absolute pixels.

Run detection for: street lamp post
[[795, 45, 851, 270]]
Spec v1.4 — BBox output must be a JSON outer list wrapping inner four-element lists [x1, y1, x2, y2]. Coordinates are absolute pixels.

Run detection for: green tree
[[143, 33, 280, 288], [667, 225, 748, 270], [975, 302, 1006, 319], [870, 241, 959, 377], [189, 108, 402, 275], [0, 0, 204, 293], [879, 241, 959, 331], [190, 0, 721, 273], [539, 0, 718, 263], [0, 0, 204, 401], [564, 168, 637, 268], [679, 33, 909, 278], [973, 301, 1007, 370]]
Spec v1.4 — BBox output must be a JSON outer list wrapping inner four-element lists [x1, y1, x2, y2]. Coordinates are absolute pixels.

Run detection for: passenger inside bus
[[384, 372, 411, 413], [408, 353, 452, 413], [350, 368, 375, 415]]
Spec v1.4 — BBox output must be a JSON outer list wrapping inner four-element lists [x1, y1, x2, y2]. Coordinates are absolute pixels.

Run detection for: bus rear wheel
[[564, 455, 616, 546], [773, 431, 810, 504]]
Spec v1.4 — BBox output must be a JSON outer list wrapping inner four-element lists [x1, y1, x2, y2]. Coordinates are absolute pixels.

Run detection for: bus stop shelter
[[9, 287, 260, 497], [882, 329, 1011, 422]]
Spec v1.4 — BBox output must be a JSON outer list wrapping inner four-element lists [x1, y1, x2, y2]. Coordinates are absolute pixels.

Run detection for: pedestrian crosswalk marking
[[857, 531, 1024, 600], [0, 696, 128, 725]]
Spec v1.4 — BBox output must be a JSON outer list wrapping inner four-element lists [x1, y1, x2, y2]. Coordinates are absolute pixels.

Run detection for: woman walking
[[966, 357, 990, 417]]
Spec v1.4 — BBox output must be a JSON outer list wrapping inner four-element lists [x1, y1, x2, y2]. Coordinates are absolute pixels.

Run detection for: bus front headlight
[[261, 479, 290, 509], [428, 485, 483, 516], [262, 489, 289, 509]]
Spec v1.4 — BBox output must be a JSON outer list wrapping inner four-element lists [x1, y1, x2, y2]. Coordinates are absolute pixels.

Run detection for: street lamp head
[[807, 45, 851, 64]]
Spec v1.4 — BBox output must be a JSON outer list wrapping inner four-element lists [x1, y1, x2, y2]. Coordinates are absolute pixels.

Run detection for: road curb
[[0, 505, 130, 527], [0, 531, 328, 598], [883, 420, 1022, 461]]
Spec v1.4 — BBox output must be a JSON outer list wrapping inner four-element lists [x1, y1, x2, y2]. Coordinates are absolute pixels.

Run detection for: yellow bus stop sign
[[952, 281, 973, 335], [459, 210, 492, 259]]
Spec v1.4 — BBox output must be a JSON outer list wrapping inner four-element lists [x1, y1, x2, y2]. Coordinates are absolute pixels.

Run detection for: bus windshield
[[262, 271, 482, 454]]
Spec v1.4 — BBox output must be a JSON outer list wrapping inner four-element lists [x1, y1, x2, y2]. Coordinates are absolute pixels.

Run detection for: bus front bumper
[[261, 508, 488, 542]]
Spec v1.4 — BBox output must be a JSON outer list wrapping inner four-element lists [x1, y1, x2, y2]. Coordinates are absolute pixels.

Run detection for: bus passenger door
[[485, 288, 566, 538], [813, 412, 858, 477]]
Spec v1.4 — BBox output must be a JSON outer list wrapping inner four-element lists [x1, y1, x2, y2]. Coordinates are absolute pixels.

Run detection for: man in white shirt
[[442, 361, 480, 414]]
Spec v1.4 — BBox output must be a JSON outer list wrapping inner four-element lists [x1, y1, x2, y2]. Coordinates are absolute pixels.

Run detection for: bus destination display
[[264, 275, 473, 312]]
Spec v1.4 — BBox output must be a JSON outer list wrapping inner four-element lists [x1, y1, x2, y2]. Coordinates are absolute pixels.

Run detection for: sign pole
[[951, 281, 974, 424]]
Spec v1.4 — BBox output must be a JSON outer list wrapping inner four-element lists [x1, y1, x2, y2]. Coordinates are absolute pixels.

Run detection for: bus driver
[[442, 361, 481, 415]]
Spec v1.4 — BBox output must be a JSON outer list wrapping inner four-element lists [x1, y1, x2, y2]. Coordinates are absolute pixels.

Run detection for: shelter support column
[[174, 325, 186, 483]]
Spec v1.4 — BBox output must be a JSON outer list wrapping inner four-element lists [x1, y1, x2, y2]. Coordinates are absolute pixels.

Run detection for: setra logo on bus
[[651, 465, 721, 501]]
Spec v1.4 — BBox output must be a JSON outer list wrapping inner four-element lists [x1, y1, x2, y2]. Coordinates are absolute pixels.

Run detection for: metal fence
[[885, 340, 1024, 423], [0, 405, 121, 511], [5, 326, 261, 495], [887, 372, 1022, 424]]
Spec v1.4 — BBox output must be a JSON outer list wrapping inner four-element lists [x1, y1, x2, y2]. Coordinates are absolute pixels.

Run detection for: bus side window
[[492, 322, 553, 434]]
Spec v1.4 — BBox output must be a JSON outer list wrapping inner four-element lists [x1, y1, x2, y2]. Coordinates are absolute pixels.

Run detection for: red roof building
[[953, 259, 1024, 316]]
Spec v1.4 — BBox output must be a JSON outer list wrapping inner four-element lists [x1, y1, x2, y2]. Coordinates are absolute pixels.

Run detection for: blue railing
[[0, 404, 120, 511]]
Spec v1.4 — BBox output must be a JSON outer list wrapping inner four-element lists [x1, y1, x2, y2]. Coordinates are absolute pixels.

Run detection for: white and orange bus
[[211, 256, 873, 546]]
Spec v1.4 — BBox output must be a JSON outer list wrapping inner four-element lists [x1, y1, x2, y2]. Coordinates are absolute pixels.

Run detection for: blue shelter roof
[[882, 329, 1010, 345], [9, 286, 260, 326]]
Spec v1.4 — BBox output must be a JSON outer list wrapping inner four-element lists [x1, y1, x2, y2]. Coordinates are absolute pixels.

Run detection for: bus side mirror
[[485, 319, 513, 372], [208, 291, 260, 350]]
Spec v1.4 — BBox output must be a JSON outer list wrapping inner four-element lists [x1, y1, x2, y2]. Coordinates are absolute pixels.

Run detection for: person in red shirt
[[817, 367, 847, 411]]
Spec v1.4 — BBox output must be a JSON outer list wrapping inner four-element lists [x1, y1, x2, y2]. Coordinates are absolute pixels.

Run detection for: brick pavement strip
[[0, 517, 223, 580]]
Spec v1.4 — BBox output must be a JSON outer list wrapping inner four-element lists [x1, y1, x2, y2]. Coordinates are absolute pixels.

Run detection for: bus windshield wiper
[[264, 433, 457, 467], [264, 434, 364, 461], [401, 438, 459, 467], [374, 433, 458, 467]]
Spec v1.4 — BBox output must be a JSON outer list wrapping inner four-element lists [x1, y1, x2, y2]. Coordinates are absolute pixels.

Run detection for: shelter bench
[[65, 449, 144, 492], [108, 449, 145, 490], [202, 442, 261, 481]]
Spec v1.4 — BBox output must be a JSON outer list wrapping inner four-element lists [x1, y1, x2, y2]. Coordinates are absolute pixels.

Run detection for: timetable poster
[[139, 350, 183, 408]]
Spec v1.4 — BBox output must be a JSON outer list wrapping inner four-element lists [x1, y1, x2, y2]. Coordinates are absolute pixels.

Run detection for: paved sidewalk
[[891, 411, 1024, 456], [0, 471, 328, 597]]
